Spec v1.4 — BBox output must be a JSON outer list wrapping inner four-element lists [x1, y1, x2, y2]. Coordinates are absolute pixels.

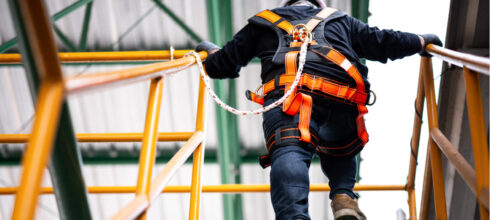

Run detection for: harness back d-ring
[[367, 90, 376, 106]]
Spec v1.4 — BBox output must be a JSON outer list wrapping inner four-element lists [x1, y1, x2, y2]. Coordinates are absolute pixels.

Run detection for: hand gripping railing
[[407, 44, 489, 220]]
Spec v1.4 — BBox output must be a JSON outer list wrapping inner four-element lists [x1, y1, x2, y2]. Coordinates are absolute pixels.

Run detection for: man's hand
[[419, 34, 443, 57], [195, 41, 220, 55]]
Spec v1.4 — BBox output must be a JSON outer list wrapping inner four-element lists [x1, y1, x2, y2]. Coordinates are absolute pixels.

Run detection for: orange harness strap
[[249, 8, 369, 153], [262, 74, 369, 105], [255, 10, 294, 34], [280, 51, 314, 143], [316, 49, 369, 143]]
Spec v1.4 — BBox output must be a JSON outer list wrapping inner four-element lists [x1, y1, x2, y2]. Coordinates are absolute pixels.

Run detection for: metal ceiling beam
[[53, 24, 77, 51], [152, 0, 203, 43], [8, 0, 92, 219], [0, 0, 93, 53], [78, 2, 93, 51]]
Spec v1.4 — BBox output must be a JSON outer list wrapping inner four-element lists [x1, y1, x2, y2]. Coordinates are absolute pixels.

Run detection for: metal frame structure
[[1, 47, 489, 220], [1, 45, 488, 219], [411, 45, 490, 220], [0, 0, 489, 220]]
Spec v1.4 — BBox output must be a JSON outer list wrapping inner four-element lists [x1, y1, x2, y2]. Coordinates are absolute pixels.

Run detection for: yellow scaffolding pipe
[[0, 184, 407, 194], [112, 131, 204, 220], [11, 0, 66, 219], [0, 132, 194, 143], [65, 51, 207, 94], [0, 50, 194, 64], [189, 69, 208, 220], [406, 63, 425, 220], [135, 77, 164, 220], [421, 56, 448, 219], [463, 67, 490, 219], [414, 44, 489, 219]]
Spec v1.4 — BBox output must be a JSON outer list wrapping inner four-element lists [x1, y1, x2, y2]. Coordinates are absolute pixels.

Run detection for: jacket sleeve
[[203, 23, 259, 79], [348, 16, 422, 63]]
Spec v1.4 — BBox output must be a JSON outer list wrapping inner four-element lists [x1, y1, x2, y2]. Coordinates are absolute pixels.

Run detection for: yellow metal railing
[[0, 1, 209, 219], [0, 3, 488, 218], [408, 44, 489, 220]]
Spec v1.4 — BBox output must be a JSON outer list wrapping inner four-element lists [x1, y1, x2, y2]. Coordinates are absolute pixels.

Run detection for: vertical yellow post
[[463, 67, 489, 219], [407, 62, 425, 220], [11, 0, 66, 219], [421, 57, 447, 219], [189, 73, 208, 220], [419, 142, 432, 220], [136, 77, 164, 220]]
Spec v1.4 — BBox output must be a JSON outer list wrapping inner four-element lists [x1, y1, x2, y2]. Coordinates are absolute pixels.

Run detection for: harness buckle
[[254, 84, 265, 98]]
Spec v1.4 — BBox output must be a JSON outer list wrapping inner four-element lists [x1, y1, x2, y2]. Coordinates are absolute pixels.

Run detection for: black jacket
[[203, 6, 422, 90]]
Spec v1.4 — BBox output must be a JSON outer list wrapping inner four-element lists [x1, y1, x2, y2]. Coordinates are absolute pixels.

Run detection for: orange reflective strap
[[298, 94, 313, 143], [256, 10, 281, 23], [356, 105, 369, 142], [325, 49, 365, 92], [283, 51, 300, 113], [262, 73, 369, 105], [256, 10, 293, 34], [277, 21, 294, 35], [285, 51, 299, 75], [305, 7, 337, 31]]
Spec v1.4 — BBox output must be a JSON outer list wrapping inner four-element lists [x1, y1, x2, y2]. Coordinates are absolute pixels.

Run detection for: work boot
[[331, 194, 367, 220]]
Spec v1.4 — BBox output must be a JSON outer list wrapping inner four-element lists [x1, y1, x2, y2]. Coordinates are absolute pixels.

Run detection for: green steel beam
[[53, 25, 77, 51], [351, 0, 370, 182], [7, 0, 92, 219], [152, 0, 203, 43], [0, 38, 17, 54], [78, 2, 93, 51], [221, 0, 244, 219], [0, 0, 93, 53], [205, 0, 242, 219], [51, 0, 93, 21]]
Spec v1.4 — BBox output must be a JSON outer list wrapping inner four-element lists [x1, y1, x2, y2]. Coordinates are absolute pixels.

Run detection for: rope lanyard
[[186, 37, 310, 116]]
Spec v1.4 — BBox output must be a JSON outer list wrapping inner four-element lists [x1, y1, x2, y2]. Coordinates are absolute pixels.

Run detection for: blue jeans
[[263, 98, 359, 220]]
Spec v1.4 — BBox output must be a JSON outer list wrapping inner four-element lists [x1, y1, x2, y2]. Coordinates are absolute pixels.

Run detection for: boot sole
[[334, 209, 366, 220]]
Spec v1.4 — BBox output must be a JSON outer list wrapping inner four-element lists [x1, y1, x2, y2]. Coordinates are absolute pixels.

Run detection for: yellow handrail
[[426, 44, 489, 75], [0, 184, 406, 195], [412, 45, 489, 220], [0, 132, 194, 143], [65, 51, 207, 94], [0, 50, 194, 64]]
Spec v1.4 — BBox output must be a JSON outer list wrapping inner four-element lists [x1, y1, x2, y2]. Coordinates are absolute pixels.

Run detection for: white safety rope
[[187, 38, 310, 116]]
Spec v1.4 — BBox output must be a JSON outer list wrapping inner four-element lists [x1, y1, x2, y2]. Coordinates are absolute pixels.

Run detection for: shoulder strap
[[254, 10, 294, 34], [306, 7, 337, 31]]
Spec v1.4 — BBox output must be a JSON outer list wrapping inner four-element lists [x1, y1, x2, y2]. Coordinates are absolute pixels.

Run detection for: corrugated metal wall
[[0, 0, 351, 219]]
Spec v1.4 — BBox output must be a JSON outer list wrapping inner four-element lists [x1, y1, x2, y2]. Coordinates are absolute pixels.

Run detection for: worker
[[196, 0, 442, 219]]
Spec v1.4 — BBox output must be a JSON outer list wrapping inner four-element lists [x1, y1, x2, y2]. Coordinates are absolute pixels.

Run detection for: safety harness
[[247, 8, 372, 168]]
